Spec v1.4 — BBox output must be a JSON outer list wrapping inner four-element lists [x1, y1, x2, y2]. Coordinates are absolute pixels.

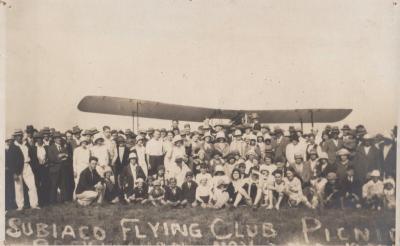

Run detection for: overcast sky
[[5, 0, 400, 136]]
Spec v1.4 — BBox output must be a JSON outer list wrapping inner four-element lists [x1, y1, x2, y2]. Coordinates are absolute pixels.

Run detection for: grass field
[[5, 203, 396, 245]]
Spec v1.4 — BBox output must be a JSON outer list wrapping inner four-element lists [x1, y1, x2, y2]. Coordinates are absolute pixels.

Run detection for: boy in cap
[[362, 170, 384, 210], [148, 179, 166, 206], [181, 171, 198, 207], [323, 172, 341, 208], [164, 177, 184, 208]]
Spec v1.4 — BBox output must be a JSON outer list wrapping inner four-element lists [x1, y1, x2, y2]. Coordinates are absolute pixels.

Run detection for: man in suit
[[47, 132, 69, 204], [30, 132, 50, 207], [324, 127, 344, 165], [13, 129, 40, 210], [63, 133, 75, 201], [379, 132, 396, 179], [272, 127, 290, 163], [5, 135, 24, 210], [181, 171, 198, 207], [353, 134, 381, 184], [75, 156, 106, 206], [114, 136, 130, 203], [71, 126, 82, 150], [119, 153, 146, 200]]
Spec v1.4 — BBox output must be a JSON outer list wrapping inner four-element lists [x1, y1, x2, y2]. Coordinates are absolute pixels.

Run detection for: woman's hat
[[93, 134, 104, 143], [233, 129, 242, 137], [216, 131, 226, 140], [337, 148, 350, 156], [318, 152, 328, 160], [370, 170, 380, 177]]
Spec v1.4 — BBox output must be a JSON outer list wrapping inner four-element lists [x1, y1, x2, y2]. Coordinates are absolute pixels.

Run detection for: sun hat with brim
[[246, 150, 258, 158], [72, 126, 82, 134], [153, 180, 161, 186], [256, 132, 264, 138], [103, 166, 113, 175], [128, 152, 137, 160], [93, 134, 104, 143], [81, 130, 91, 136], [326, 172, 337, 180], [309, 149, 318, 155], [370, 170, 380, 177], [214, 164, 225, 173], [41, 127, 51, 134], [337, 148, 350, 156], [216, 131, 226, 140], [263, 134, 272, 140], [13, 129, 24, 136], [318, 152, 328, 160], [363, 134, 373, 140], [136, 135, 144, 142]]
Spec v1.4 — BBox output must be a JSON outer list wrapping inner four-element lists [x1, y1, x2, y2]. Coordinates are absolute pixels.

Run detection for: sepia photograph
[[2, 0, 399, 245]]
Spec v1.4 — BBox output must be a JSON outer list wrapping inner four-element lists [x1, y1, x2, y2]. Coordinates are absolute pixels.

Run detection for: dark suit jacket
[[164, 186, 183, 202], [47, 144, 69, 172], [324, 139, 344, 165], [75, 167, 103, 194], [339, 176, 361, 197], [379, 143, 396, 178], [272, 136, 290, 163], [5, 144, 24, 176], [119, 164, 146, 195], [115, 146, 131, 170], [181, 181, 198, 203], [354, 144, 381, 182]]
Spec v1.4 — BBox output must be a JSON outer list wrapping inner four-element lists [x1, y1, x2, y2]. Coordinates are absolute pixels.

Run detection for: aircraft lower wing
[[77, 95, 352, 123]]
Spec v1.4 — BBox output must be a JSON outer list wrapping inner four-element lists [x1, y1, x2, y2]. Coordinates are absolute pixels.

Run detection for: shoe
[[32, 207, 41, 210], [16, 207, 23, 211]]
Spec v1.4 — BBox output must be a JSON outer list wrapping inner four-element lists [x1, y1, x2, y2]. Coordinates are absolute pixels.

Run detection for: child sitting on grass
[[195, 177, 213, 208], [148, 180, 165, 206], [129, 178, 149, 204], [164, 177, 184, 208]]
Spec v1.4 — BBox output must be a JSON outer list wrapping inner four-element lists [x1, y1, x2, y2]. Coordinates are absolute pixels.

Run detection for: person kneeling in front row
[[164, 177, 184, 207], [75, 157, 105, 206]]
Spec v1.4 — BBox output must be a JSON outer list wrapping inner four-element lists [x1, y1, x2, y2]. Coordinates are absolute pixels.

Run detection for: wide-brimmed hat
[[93, 134, 104, 143], [214, 165, 225, 174], [82, 129, 92, 136], [72, 126, 82, 134], [263, 134, 272, 140], [215, 131, 226, 140], [13, 129, 24, 136], [136, 135, 144, 142], [201, 132, 214, 141], [370, 170, 380, 177], [337, 148, 350, 156], [319, 152, 328, 160], [117, 136, 126, 143], [233, 129, 242, 137], [26, 125, 35, 134], [309, 149, 318, 156], [147, 127, 155, 133], [256, 132, 264, 138], [341, 125, 351, 131], [5, 135, 14, 142], [90, 128, 99, 135], [41, 127, 51, 134]]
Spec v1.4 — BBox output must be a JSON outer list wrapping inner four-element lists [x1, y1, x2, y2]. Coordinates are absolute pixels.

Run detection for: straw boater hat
[[13, 129, 24, 136], [33, 132, 43, 139], [72, 126, 82, 134], [93, 134, 104, 143], [90, 128, 99, 135], [5, 134, 14, 142], [337, 148, 350, 156], [370, 170, 380, 177], [318, 152, 328, 160], [52, 132, 62, 139], [215, 131, 226, 140], [363, 134, 373, 140]]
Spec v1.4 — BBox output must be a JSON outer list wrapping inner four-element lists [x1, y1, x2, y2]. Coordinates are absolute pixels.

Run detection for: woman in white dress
[[165, 135, 186, 177], [134, 135, 148, 178]]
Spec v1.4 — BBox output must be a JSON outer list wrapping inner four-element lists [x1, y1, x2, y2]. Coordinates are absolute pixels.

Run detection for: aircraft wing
[[77, 95, 352, 123]]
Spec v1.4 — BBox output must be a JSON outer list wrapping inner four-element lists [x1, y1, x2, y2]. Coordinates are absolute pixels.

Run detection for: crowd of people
[[5, 119, 397, 211]]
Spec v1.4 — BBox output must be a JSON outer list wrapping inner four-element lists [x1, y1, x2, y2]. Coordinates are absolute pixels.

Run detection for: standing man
[[30, 132, 50, 207], [102, 126, 118, 167], [272, 127, 289, 163], [47, 132, 69, 204], [13, 129, 40, 209], [5, 135, 24, 210], [354, 134, 381, 183], [71, 126, 82, 150], [146, 129, 164, 176], [379, 132, 396, 179], [325, 128, 344, 165]]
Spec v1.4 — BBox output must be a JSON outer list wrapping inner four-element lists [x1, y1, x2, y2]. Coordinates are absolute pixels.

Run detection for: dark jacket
[[30, 145, 49, 170], [272, 136, 290, 163], [164, 186, 183, 202], [75, 167, 103, 194], [339, 175, 361, 198], [181, 181, 198, 203], [47, 143, 69, 172], [115, 146, 131, 169], [5, 144, 24, 175], [324, 139, 344, 165], [353, 145, 381, 182], [379, 142, 396, 178], [119, 164, 146, 195]]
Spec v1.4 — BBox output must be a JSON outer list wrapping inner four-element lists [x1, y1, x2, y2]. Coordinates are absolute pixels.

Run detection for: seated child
[[103, 167, 120, 204], [339, 166, 361, 209], [284, 168, 312, 208], [383, 177, 395, 210], [196, 177, 213, 208], [362, 170, 384, 210], [270, 170, 286, 210], [195, 164, 212, 185], [164, 177, 183, 207], [323, 172, 341, 209], [210, 176, 231, 209], [259, 165, 275, 209], [181, 171, 198, 207], [153, 165, 167, 188], [129, 178, 149, 204], [148, 180, 165, 206], [242, 169, 263, 208]]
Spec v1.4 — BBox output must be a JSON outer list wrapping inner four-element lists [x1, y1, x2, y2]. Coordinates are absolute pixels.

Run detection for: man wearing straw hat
[[13, 129, 40, 210]]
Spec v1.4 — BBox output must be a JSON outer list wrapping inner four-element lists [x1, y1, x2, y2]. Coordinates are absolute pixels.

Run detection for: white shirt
[[146, 138, 163, 156], [364, 146, 371, 155], [134, 146, 148, 176], [167, 162, 191, 187], [285, 143, 306, 164], [90, 145, 110, 167], [130, 163, 138, 182], [36, 144, 46, 165], [15, 141, 30, 163], [383, 144, 392, 160], [118, 147, 125, 161], [73, 146, 91, 175]]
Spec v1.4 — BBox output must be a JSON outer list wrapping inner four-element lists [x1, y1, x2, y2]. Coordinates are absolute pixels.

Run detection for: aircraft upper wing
[[77, 95, 352, 123]]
